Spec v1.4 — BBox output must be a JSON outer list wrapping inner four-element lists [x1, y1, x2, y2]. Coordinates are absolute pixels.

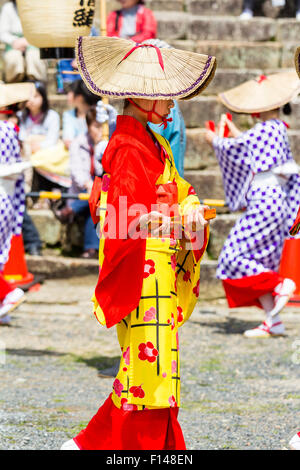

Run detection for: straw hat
[[295, 46, 300, 78], [218, 71, 300, 114], [0, 82, 35, 108], [75, 36, 216, 100]]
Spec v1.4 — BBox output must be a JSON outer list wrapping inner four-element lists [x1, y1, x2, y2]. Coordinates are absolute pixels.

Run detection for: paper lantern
[[16, 0, 95, 59]]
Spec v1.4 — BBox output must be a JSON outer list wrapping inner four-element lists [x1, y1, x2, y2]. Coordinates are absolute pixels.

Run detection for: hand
[[223, 117, 241, 138], [13, 37, 28, 52], [85, 180, 94, 194], [71, 59, 78, 70], [139, 211, 171, 236], [205, 129, 216, 146], [63, 140, 71, 150], [184, 205, 209, 233]]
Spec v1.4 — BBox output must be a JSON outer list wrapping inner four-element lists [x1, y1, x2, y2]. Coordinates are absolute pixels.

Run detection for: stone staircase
[[1, 0, 299, 297]]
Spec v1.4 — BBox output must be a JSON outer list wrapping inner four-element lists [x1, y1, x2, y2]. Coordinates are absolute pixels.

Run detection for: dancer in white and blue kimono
[[0, 115, 30, 323], [206, 85, 300, 337]]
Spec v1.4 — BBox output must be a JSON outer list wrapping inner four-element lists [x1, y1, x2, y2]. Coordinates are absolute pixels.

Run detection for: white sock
[[259, 294, 281, 327], [266, 312, 281, 328]]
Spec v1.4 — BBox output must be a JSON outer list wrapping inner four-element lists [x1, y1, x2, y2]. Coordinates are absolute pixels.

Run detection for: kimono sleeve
[[94, 145, 158, 328]]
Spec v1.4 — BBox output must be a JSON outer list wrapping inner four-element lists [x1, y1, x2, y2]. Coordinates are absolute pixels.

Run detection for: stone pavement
[[0, 275, 299, 450]]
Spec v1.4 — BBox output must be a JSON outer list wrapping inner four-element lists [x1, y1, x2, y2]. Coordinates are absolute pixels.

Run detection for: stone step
[[178, 95, 300, 129], [197, 259, 224, 300], [184, 168, 225, 201], [208, 213, 238, 260], [155, 12, 277, 41], [104, 0, 185, 13], [204, 68, 293, 94], [187, 15, 277, 41], [146, 0, 184, 11], [194, 41, 285, 69], [185, 128, 300, 169], [186, 0, 297, 18], [155, 12, 300, 43], [187, 0, 242, 16]]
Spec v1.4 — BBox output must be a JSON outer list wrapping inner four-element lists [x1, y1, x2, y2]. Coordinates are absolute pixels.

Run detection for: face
[[135, 99, 174, 125], [26, 87, 43, 114], [73, 94, 90, 114], [118, 0, 140, 9], [89, 120, 103, 145]]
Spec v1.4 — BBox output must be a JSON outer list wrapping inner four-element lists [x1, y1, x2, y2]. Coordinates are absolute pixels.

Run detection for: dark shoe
[[80, 249, 98, 259], [27, 245, 42, 256], [53, 206, 74, 225], [98, 360, 120, 378]]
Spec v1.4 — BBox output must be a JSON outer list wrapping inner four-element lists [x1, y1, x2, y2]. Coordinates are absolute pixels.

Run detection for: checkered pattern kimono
[[0, 122, 25, 269], [213, 119, 300, 280]]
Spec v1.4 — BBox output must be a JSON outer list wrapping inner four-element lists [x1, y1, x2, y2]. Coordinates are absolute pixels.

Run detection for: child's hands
[[184, 205, 209, 232], [139, 211, 171, 236], [205, 129, 216, 146]]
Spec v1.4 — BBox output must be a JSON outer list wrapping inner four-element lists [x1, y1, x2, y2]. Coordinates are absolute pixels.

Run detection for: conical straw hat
[[76, 36, 216, 100], [218, 71, 300, 114], [295, 46, 300, 78], [0, 82, 35, 108]]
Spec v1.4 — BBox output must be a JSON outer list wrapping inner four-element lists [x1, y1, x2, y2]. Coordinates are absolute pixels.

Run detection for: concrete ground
[[0, 275, 299, 450]]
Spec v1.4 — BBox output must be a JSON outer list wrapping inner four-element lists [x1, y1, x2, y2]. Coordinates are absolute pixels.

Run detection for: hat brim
[[0, 82, 35, 108], [76, 36, 216, 100], [218, 71, 300, 114], [295, 46, 300, 79]]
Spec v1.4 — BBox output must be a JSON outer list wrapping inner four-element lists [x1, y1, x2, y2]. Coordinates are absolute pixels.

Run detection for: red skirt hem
[[74, 393, 186, 450], [222, 271, 282, 309]]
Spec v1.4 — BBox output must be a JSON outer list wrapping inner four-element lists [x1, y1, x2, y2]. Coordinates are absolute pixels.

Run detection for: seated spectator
[[18, 81, 64, 196], [56, 59, 81, 95], [63, 80, 99, 150], [96, 0, 156, 41], [54, 102, 113, 259], [240, 0, 300, 19], [0, 0, 47, 83], [22, 209, 43, 256], [63, 79, 117, 150]]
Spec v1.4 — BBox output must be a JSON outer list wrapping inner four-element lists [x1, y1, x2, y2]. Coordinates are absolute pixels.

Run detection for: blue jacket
[[149, 101, 186, 177]]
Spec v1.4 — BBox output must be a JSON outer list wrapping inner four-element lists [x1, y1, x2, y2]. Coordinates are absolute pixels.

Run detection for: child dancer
[[60, 35, 216, 450], [0, 82, 34, 324], [206, 71, 300, 338]]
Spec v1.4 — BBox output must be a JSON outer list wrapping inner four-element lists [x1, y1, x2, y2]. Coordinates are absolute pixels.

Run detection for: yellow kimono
[[92, 131, 208, 411]]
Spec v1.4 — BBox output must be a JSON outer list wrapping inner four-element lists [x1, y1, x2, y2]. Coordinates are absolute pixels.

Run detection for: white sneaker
[[0, 288, 25, 319], [240, 10, 253, 20], [60, 439, 80, 450], [270, 278, 296, 317], [243, 321, 285, 338], [296, 11, 300, 20], [289, 432, 300, 450]]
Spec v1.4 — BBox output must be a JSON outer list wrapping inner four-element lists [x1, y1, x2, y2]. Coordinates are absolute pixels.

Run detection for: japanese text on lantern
[[73, 0, 95, 27]]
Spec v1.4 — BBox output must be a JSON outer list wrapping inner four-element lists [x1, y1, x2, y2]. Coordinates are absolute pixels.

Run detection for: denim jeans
[[70, 199, 99, 251], [22, 210, 42, 252]]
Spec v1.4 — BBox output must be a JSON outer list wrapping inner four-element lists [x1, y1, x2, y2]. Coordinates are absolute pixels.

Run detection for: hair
[[70, 79, 99, 107], [282, 103, 292, 115], [86, 106, 98, 128], [123, 99, 130, 109], [22, 81, 49, 123]]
